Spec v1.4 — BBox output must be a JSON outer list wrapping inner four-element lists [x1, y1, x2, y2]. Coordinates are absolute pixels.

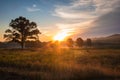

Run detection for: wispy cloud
[[52, 0, 120, 38], [56, 20, 93, 36], [26, 4, 40, 12], [53, 0, 120, 19]]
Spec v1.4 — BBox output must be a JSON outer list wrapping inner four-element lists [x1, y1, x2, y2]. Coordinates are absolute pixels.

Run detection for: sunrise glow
[[53, 31, 68, 41]]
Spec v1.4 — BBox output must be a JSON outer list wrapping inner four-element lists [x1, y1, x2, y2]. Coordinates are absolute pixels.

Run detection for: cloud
[[26, 4, 40, 12], [53, 0, 120, 38], [55, 20, 93, 37], [53, 0, 120, 19], [86, 7, 120, 36], [72, 7, 120, 38]]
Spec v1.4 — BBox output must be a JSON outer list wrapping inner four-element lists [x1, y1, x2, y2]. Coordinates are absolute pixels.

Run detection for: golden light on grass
[[53, 31, 68, 41]]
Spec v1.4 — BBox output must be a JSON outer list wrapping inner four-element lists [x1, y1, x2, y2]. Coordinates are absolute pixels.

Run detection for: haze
[[0, 0, 120, 41]]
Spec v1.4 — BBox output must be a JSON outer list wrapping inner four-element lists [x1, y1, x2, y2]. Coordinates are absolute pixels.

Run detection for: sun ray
[[53, 31, 68, 41]]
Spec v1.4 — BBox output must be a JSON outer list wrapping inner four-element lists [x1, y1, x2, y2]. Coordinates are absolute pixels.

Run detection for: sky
[[0, 0, 120, 41]]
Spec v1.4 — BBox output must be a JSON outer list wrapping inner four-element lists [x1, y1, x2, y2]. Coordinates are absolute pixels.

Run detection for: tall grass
[[0, 48, 120, 80]]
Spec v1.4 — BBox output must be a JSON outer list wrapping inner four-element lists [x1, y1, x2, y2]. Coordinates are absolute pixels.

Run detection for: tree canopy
[[86, 38, 92, 47], [76, 37, 84, 47], [66, 38, 74, 47], [4, 16, 41, 49]]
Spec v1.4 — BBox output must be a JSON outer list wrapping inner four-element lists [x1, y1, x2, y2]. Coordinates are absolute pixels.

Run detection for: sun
[[53, 32, 68, 41]]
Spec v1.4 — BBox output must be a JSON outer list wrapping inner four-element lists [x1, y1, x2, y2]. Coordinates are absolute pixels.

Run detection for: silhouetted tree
[[66, 38, 74, 47], [86, 38, 92, 47], [76, 37, 84, 47], [4, 16, 41, 49]]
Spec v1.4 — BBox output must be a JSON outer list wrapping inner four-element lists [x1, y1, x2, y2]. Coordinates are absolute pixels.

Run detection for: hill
[[93, 34, 120, 44]]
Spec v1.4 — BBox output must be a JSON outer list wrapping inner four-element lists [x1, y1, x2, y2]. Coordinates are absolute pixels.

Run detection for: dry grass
[[0, 48, 120, 80]]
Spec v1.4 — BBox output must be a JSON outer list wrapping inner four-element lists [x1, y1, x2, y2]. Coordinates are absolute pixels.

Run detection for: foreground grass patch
[[0, 48, 120, 80]]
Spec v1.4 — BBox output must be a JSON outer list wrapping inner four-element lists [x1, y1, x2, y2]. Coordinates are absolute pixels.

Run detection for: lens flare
[[53, 31, 68, 41]]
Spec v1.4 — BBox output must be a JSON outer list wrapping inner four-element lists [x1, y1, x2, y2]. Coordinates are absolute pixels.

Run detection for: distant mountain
[[107, 34, 120, 39], [93, 34, 120, 44]]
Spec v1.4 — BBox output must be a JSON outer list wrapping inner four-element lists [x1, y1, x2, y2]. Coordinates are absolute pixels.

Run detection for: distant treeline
[[0, 37, 120, 49]]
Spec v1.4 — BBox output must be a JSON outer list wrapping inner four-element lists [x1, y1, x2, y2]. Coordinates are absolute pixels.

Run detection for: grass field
[[0, 48, 120, 80]]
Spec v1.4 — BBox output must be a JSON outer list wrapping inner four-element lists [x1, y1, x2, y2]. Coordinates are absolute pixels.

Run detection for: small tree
[[86, 38, 92, 47], [66, 38, 74, 47], [76, 37, 84, 47], [4, 16, 41, 49]]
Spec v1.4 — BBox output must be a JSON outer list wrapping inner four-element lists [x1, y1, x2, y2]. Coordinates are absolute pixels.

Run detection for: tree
[[4, 16, 41, 49], [66, 38, 74, 47], [76, 37, 84, 47], [86, 38, 92, 47]]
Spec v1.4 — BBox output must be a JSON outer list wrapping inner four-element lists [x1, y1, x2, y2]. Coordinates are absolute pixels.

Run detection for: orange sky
[[0, 0, 120, 42]]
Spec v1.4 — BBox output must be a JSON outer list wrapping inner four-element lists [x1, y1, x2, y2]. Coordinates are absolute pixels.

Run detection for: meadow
[[0, 48, 120, 80]]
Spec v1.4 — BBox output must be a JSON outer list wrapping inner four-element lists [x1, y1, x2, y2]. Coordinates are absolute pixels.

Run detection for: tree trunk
[[21, 41, 25, 49], [21, 34, 25, 49]]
